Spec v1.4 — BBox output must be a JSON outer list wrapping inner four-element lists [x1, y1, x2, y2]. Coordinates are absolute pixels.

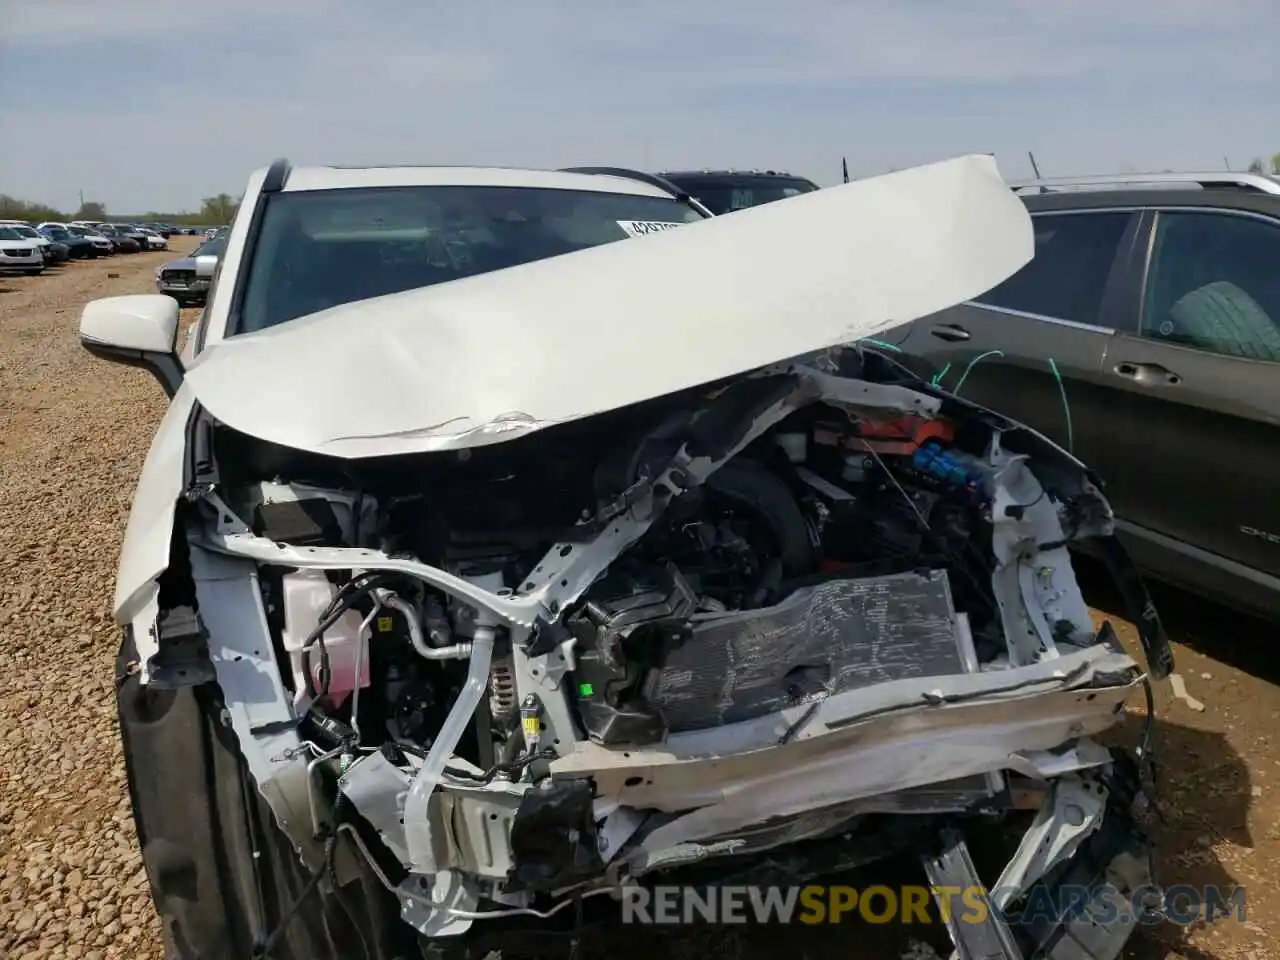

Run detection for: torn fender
[[112, 385, 196, 637]]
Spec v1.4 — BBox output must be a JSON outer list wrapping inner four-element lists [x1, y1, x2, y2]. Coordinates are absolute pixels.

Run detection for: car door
[[895, 209, 1142, 486], [1100, 206, 1280, 582]]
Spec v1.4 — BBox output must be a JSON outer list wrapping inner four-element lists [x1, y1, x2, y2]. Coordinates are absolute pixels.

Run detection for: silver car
[[155, 235, 224, 305]]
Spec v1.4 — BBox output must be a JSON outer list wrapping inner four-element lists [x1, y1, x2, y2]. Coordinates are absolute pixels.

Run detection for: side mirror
[[79, 294, 184, 397], [194, 255, 218, 278]]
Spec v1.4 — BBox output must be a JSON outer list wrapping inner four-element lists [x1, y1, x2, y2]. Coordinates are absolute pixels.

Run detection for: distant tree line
[[0, 192, 240, 225], [1246, 154, 1280, 175]]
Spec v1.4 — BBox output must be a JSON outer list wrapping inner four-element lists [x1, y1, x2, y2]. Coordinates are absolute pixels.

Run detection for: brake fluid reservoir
[[279, 569, 370, 710]]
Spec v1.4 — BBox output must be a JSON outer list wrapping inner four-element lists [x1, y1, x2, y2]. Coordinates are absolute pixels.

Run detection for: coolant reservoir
[[279, 569, 370, 710]]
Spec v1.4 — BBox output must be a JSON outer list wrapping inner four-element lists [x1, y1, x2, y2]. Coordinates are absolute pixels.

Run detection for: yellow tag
[[376, 616, 394, 632], [522, 717, 541, 737]]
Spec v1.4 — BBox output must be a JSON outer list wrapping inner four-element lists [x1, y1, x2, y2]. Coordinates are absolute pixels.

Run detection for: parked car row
[[29, 220, 159, 257], [0, 219, 73, 272], [0, 217, 193, 276], [69, 220, 170, 252], [118, 221, 210, 238]]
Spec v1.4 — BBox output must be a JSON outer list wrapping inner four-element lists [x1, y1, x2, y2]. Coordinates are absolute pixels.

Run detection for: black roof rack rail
[[262, 157, 292, 193]]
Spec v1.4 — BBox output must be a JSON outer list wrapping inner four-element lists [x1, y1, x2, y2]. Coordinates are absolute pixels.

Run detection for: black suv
[[893, 171, 1280, 620], [657, 168, 819, 214]]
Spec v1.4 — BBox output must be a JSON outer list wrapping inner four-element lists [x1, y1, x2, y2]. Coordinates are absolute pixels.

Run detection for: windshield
[[11, 225, 41, 238], [193, 237, 226, 258], [45, 227, 72, 239], [235, 185, 704, 333], [0, 227, 25, 240], [67, 226, 94, 236], [665, 175, 819, 215]]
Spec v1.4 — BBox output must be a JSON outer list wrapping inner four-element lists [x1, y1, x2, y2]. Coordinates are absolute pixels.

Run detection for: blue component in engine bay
[[912, 442, 986, 495]]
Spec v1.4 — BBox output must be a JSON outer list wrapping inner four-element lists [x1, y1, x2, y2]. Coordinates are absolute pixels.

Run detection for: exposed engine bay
[[255, 391, 1039, 743], [172, 347, 1171, 955]]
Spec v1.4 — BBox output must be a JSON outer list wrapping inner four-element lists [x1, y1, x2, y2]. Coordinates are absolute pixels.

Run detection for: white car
[[0, 219, 56, 261], [135, 226, 168, 250], [0, 223, 45, 274], [43, 222, 114, 255], [78, 156, 1171, 960]]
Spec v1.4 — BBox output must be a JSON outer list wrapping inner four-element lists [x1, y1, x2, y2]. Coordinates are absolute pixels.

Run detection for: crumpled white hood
[[185, 154, 1032, 458]]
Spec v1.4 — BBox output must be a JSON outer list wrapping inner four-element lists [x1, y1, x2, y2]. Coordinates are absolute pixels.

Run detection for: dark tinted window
[[1141, 211, 1280, 362], [193, 237, 226, 258], [235, 185, 704, 334], [671, 177, 817, 215], [975, 212, 1130, 324]]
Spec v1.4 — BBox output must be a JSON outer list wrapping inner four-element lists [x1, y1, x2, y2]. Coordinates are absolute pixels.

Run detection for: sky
[[0, 0, 1276, 213]]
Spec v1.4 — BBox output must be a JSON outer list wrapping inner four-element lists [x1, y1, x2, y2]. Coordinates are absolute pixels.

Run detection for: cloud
[[0, 0, 1275, 211]]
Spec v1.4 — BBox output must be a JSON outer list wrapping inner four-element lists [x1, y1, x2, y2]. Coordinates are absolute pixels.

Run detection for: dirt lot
[[0, 242, 1277, 959]]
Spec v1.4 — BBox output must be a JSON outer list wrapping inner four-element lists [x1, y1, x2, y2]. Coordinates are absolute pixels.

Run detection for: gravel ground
[[0, 245, 1276, 959], [0, 245, 192, 959]]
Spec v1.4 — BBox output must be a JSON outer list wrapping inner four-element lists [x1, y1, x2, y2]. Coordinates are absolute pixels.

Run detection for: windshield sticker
[[617, 220, 683, 238]]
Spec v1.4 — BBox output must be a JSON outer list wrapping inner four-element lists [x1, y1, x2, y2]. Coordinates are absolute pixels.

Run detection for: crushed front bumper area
[[329, 746, 1157, 960], [921, 757, 1155, 960], [321, 638, 1154, 956], [178, 527, 1166, 959]]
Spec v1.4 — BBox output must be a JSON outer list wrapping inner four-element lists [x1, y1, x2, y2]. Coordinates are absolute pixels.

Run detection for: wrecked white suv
[[80, 156, 1173, 960]]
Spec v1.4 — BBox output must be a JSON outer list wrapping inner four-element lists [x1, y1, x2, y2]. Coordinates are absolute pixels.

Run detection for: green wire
[[858, 337, 1075, 457], [952, 349, 1005, 395], [859, 337, 903, 352], [936, 349, 1074, 456], [1048, 357, 1074, 454]]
